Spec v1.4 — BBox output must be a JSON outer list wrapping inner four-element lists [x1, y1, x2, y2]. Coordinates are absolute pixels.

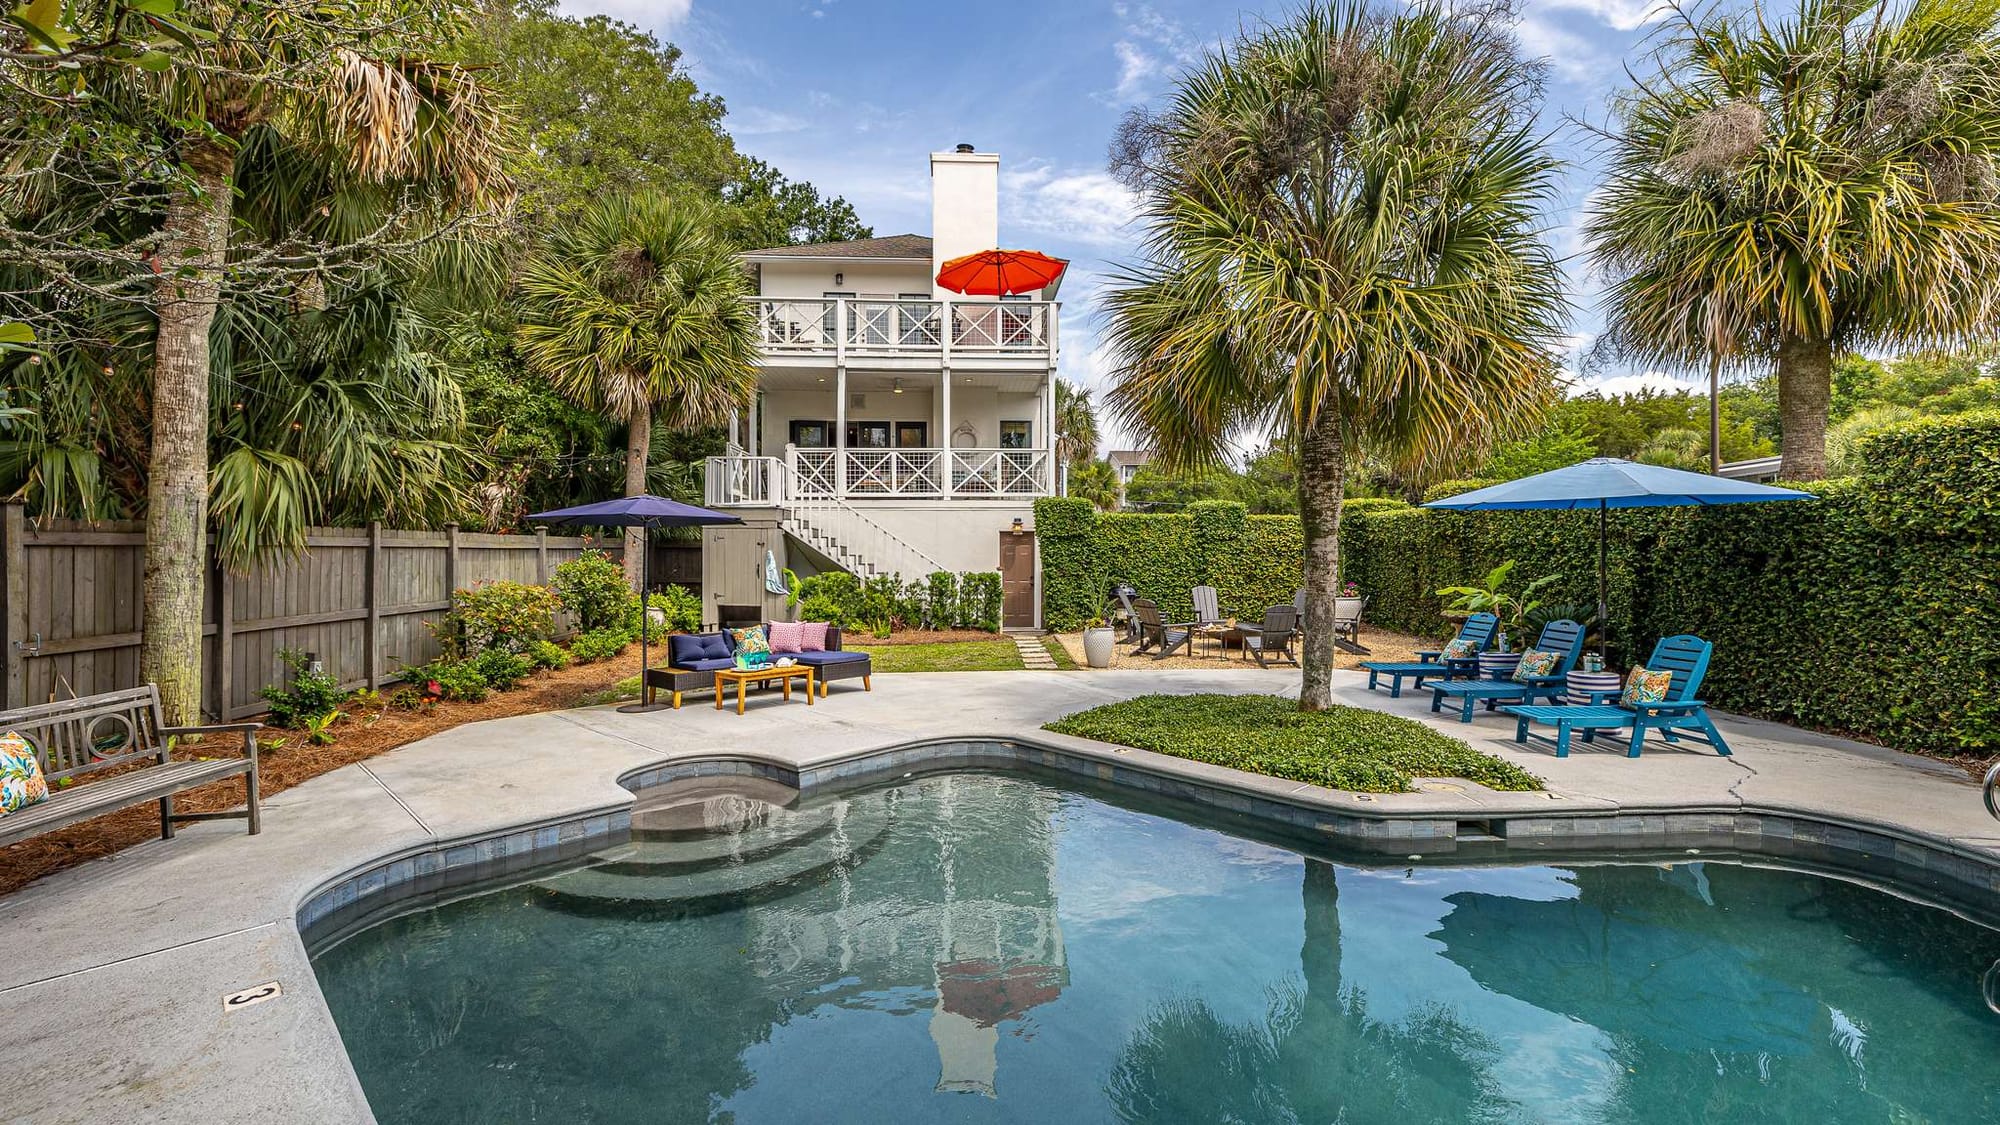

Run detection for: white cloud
[[1002, 164, 1138, 248], [1542, 0, 1671, 32], [729, 106, 807, 136], [1113, 41, 1158, 100], [1570, 369, 1703, 397], [1103, 1, 1202, 102], [556, 0, 691, 29]]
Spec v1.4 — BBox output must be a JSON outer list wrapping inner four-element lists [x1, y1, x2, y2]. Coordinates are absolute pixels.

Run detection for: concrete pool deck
[[0, 666, 1993, 1124]]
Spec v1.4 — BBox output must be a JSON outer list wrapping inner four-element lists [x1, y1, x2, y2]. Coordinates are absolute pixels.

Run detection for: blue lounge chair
[[1503, 634, 1732, 758], [1427, 619, 1585, 722], [1360, 613, 1497, 697]]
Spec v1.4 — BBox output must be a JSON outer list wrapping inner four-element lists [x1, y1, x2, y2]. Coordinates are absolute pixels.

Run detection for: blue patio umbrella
[[530, 495, 742, 713], [1424, 459, 1812, 660]]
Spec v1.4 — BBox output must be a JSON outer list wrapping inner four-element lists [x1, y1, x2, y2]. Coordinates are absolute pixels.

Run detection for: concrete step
[[531, 789, 899, 913]]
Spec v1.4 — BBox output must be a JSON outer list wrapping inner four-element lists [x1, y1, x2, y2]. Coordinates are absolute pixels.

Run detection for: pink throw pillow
[[798, 622, 829, 652], [767, 620, 805, 654]]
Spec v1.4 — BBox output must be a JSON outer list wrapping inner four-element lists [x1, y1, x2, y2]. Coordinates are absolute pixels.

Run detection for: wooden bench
[[0, 686, 261, 847]]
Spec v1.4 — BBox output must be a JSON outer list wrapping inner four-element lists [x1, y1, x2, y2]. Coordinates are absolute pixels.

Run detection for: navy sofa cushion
[[669, 632, 732, 667], [678, 656, 737, 672], [792, 650, 869, 667]]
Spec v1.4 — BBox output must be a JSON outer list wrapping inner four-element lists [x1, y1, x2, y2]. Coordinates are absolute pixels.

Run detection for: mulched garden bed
[[0, 646, 647, 897]]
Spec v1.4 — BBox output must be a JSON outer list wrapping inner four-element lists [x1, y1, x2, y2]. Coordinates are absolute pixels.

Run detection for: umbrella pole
[[620, 519, 668, 714], [1597, 502, 1609, 665]]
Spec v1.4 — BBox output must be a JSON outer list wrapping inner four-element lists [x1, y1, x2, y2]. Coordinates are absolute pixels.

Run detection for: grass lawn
[[853, 640, 1024, 673], [1043, 694, 1541, 794], [1042, 638, 1078, 670]]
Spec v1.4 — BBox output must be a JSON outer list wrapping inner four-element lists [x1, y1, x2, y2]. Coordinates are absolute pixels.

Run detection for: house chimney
[[929, 146, 999, 297], [955, 143, 975, 153]]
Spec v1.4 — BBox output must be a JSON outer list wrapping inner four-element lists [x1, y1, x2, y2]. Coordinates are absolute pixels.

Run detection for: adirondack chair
[[1503, 634, 1733, 758], [1190, 585, 1224, 656], [1427, 619, 1585, 722], [1360, 613, 1497, 697], [1236, 604, 1298, 667], [1132, 597, 1196, 659], [1113, 584, 1141, 644]]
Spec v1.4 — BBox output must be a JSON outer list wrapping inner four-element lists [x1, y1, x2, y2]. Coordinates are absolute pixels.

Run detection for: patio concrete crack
[[357, 762, 433, 836], [0, 921, 279, 997], [1723, 757, 1760, 804]]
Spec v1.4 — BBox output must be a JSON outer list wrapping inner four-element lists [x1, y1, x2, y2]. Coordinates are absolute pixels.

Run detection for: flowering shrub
[[552, 551, 631, 632], [435, 580, 560, 658]]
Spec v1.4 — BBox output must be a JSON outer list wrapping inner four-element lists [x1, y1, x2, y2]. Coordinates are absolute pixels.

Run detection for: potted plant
[[1082, 601, 1117, 669], [1436, 560, 1561, 678]]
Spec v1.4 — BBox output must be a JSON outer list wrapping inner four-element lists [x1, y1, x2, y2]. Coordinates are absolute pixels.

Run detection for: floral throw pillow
[[1621, 666, 1673, 707], [1440, 636, 1479, 661], [0, 732, 49, 816], [1512, 649, 1560, 682], [729, 626, 772, 657], [767, 621, 805, 654], [797, 622, 829, 652]]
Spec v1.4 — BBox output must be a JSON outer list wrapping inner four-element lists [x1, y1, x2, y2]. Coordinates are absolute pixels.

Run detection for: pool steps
[[531, 781, 898, 912]]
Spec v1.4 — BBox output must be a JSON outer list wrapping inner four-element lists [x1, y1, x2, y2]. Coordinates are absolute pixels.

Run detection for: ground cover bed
[[1044, 693, 1542, 794]]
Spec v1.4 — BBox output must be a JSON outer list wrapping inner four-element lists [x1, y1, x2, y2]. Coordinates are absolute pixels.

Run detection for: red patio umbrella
[[935, 249, 1068, 296]]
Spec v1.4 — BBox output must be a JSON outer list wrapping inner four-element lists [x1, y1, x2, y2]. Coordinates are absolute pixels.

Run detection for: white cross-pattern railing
[[703, 456, 783, 506], [752, 298, 1053, 360], [758, 299, 836, 351], [711, 447, 1053, 504], [950, 449, 1049, 496]]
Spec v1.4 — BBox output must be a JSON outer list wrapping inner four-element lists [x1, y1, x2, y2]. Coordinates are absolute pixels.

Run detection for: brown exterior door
[[999, 531, 1036, 629]]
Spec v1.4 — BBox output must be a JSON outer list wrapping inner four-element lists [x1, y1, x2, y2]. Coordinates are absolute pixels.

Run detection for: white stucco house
[[701, 146, 1060, 629]]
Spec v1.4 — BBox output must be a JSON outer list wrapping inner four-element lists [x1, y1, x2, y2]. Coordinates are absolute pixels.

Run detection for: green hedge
[[1039, 413, 2000, 755]]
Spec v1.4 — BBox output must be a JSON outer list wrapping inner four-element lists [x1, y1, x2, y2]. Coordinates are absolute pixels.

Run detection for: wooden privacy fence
[[0, 505, 629, 720]]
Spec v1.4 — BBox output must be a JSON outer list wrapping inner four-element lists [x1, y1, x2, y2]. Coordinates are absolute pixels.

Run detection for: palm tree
[[75, 3, 509, 723], [1054, 378, 1101, 467], [1587, 0, 2000, 481], [516, 193, 757, 590], [1068, 458, 1122, 511], [1102, 1, 1567, 710]]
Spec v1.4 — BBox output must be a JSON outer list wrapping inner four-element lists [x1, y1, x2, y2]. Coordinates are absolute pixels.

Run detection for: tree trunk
[[1776, 329, 1831, 480], [1297, 413, 1345, 711], [622, 406, 651, 594], [141, 145, 233, 725]]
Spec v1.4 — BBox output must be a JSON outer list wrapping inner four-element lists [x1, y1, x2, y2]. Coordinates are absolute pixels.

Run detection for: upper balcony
[[754, 297, 1057, 369]]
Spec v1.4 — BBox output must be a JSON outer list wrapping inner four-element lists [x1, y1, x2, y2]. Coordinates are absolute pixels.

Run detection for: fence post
[[444, 523, 460, 604], [1, 504, 25, 710], [535, 526, 549, 585], [213, 552, 233, 720], [365, 521, 383, 689]]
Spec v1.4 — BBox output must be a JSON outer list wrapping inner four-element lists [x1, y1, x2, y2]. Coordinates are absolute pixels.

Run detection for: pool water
[[312, 772, 2000, 1124]]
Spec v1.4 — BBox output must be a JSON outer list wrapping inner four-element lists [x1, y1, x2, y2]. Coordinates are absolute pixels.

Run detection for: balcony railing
[[705, 448, 1054, 504], [754, 298, 1055, 360]]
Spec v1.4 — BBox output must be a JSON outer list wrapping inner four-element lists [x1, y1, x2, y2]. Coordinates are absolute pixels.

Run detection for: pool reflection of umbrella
[[1430, 889, 1818, 1056]]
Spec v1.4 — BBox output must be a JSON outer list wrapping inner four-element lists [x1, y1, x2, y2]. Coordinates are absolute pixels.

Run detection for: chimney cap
[[954, 143, 975, 153]]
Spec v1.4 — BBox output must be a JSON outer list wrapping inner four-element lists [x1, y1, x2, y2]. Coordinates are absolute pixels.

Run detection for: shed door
[[999, 531, 1036, 629]]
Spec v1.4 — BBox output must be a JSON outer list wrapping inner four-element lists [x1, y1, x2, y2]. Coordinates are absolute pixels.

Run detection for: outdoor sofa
[[647, 624, 872, 709]]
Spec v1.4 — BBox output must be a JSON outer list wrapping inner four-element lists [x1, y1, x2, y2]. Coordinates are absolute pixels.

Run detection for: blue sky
[[568, 0, 1697, 443]]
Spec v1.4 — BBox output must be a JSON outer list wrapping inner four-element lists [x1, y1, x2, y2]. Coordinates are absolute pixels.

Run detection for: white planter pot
[[1083, 627, 1116, 669]]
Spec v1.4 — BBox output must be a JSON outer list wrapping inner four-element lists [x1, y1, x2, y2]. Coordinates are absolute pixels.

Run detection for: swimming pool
[[310, 771, 2000, 1123]]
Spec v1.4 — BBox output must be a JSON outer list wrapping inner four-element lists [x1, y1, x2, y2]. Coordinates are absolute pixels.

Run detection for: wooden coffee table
[[713, 664, 815, 715]]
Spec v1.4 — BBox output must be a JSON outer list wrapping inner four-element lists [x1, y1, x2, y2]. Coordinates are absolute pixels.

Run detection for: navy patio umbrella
[[1424, 459, 1811, 661], [530, 495, 742, 713]]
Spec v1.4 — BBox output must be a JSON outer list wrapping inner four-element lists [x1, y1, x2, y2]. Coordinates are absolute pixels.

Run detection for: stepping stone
[[1012, 634, 1060, 670]]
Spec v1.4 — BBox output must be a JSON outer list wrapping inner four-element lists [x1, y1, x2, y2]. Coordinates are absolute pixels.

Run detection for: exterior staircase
[[782, 498, 944, 581]]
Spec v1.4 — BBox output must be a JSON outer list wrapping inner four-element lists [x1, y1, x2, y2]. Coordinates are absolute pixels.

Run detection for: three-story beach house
[[701, 146, 1060, 629]]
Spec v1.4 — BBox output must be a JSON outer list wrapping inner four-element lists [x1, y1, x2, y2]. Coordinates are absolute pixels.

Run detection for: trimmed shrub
[[408, 659, 488, 703], [1422, 478, 1501, 503], [551, 551, 630, 632], [568, 627, 632, 664], [1034, 497, 1101, 632], [632, 586, 701, 640], [435, 580, 560, 658], [923, 571, 959, 630], [959, 571, 1003, 632], [526, 639, 570, 671], [472, 648, 532, 692]]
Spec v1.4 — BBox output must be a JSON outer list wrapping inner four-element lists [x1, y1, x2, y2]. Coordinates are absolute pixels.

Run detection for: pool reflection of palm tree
[[1106, 861, 1512, 1123]]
